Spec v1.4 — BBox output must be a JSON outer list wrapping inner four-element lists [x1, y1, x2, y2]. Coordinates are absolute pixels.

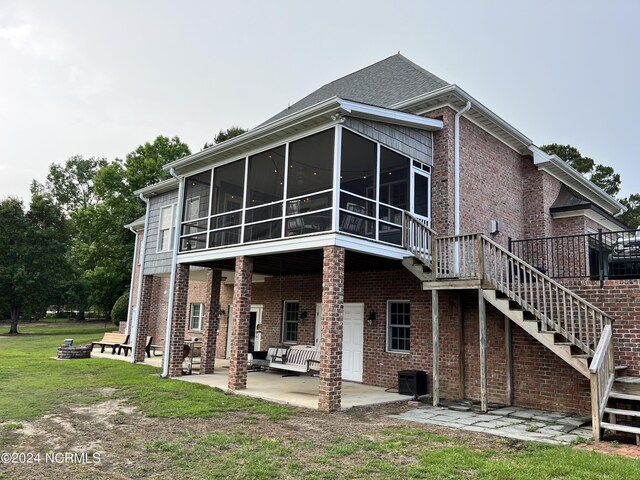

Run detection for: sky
[[0, 0, 638, 203]]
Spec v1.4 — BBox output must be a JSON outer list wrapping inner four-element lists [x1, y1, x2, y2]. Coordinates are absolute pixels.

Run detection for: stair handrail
[[588, 324, 615, 441], [403, 212, 437, 269], [480, 234, 613, 324]]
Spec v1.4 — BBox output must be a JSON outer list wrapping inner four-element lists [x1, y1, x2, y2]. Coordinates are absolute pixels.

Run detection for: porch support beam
[[133, 275, 154, 363], [479, 289, 488, 412], [457, 294, 465, 400], [167, 264, 190, 377], [432, 289, 439, 406], [505, 315, 513, 406], [200, 269, 222, 375], [318, 246, 345, 412], [228, 256, 253, 391]]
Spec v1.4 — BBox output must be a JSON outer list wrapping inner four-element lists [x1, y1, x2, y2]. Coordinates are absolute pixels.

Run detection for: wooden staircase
[[401, 214, 640, 442]]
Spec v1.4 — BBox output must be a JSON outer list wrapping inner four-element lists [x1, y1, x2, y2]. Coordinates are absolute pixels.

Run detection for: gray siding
[[143, 189, 179, 275], [343, 117, 433, 165]]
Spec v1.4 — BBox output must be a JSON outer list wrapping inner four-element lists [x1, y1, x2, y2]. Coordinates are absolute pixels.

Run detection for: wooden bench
[[118, 336, 153, 358], [262, 345, 320, 374], [91, 333, 129, 355]]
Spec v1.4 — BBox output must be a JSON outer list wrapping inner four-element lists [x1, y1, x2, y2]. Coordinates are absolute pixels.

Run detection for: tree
[[0, 195, 71, 334], [31, 155, 108, 212], [203, 126, 247, 149], [540, 143, 621, 197], [619, 194, 640, 229], [72, 135, 191, 317]]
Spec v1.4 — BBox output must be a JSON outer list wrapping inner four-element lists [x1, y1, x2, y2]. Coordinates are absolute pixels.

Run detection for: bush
[[111, 291, 130, 326]]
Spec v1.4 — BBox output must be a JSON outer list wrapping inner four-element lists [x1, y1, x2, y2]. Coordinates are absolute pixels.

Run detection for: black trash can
[[398, 370, 428, 397]]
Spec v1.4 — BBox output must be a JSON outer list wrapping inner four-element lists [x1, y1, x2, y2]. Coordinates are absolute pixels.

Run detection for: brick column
[[167, 263, 190, 377], [318, 246, 345, 412], [200, 269, 222, 374], [134, 275, 155, 363], [228, 256, 253, 391]]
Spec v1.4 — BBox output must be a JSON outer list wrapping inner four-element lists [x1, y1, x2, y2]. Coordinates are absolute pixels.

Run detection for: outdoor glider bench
[[118, 336, 153, 358], [253, 345, 320, 375], [90, 333, 129, 355]]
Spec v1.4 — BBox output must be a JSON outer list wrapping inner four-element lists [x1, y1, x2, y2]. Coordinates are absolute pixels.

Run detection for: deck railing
[[402, 212, 436, 270]]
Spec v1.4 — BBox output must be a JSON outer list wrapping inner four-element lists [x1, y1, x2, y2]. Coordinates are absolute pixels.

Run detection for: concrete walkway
[[391, 405, 593, 445]]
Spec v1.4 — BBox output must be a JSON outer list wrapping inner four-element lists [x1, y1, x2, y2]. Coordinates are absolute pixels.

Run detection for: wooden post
[[505, 316, 513, 406], [477, 235, 485, 281], [432, 289, 439, 406], [479, 289, 488, 412]]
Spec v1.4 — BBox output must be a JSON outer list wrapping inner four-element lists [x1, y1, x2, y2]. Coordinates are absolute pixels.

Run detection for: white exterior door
[[342, 303, 364, 382]]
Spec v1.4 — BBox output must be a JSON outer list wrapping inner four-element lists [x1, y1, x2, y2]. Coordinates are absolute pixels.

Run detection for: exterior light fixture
[[367, 311, 377, 326]]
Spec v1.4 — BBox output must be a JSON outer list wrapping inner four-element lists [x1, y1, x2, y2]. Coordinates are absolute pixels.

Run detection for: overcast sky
[[1, 0, 638, 203]]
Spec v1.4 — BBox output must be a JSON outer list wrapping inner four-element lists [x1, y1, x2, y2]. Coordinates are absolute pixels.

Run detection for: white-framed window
[[185, 196, 201, 221], [387, 301, 410, 352], [282, 301, 299, 343], [157, 204, 176, 252], [189, 303, 204, 331]]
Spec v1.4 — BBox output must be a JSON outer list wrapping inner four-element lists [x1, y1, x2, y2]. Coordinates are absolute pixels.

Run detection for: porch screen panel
[[379, 147, 409, 245], [247, 146, 285, 208], [210, 159, 245, 248], [180, 170, 211, 251], [287, 129, 334, 198]]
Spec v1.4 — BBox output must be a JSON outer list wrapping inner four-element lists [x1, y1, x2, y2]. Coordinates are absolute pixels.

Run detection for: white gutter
[[130, 194, 150, 363], [455, 101, 472, 236], [161, 168, 185, 378], [529, 145, 625, 216]]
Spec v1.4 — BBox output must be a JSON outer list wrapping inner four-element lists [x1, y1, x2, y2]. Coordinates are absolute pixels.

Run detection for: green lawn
[[1, 321, 639, 479]]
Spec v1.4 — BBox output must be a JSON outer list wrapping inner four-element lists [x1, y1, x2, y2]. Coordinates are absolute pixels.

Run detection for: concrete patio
[[90, 349, 407, 410]]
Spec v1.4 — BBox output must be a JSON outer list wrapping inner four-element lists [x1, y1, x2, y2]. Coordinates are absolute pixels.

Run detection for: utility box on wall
[[398, 370, 428, 397]]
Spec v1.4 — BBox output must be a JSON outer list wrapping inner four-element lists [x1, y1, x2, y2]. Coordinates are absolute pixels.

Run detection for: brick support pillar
[[318, 246, 345, 412], [134, 275, 155, 363], [167, 263, 190, 377], [228, 256, 253, 391], [200, 269, 222, 374]]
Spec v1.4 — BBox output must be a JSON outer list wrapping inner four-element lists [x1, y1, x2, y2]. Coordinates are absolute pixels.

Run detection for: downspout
[[454, 101, 471, 272], [130, 193, 150, 363], [161, 168, 185, 378], [454, 101, 471, 236], [125, 226, 140, 336]]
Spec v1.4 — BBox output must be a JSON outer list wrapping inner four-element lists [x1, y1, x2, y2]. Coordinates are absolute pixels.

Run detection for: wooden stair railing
[[589, 324, 615, 441], [402, 216, 617, 438]]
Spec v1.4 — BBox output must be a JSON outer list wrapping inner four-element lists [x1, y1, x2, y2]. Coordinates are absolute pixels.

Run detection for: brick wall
[[564, 279, 640, 376]]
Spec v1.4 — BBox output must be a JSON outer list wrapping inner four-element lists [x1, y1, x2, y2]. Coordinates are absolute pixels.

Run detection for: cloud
[[68, 65, 113, 99], [0, 22, 66, 61]]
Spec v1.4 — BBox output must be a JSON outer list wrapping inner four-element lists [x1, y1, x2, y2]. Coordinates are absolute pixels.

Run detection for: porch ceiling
[[190, 249, 404, 276]]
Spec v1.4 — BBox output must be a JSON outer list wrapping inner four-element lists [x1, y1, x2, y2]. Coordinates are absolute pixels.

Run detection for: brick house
[[125, 55, 640, 439]]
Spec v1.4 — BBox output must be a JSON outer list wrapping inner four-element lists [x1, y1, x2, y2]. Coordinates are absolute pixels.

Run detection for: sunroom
[[169, 98, 443, 263]]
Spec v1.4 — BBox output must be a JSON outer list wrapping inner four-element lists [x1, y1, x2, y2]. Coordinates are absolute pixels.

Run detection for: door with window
[[411, 162, 431, 225]]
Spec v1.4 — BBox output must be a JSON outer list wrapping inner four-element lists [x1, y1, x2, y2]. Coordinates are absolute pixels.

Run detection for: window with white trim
[[282, 301, 299, 343], [157, 204, 176, 252], [189, 303, 204, 331], [387, 301, 410, 352]]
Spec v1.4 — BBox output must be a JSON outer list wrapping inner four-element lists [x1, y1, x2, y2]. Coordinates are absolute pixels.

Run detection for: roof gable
[[260, 54, 449, 126]]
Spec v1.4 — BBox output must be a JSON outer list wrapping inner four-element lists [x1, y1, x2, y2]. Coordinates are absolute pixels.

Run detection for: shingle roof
[[260, 54, 450, 126]]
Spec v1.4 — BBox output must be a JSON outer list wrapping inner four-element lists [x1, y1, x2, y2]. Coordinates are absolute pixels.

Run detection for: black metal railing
[[509, 229, 640, 287]]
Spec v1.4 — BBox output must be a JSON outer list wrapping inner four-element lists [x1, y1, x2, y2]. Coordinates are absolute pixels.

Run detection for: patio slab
[[90, 351, 407, 410]]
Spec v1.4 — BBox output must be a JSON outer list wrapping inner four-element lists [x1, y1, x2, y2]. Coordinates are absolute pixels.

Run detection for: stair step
[[571, 353, 591, 359], [601, 422, 640, 435], [616, 376, 640, 384], [610, 391, 640, 402], [605, 407, 640, 418]]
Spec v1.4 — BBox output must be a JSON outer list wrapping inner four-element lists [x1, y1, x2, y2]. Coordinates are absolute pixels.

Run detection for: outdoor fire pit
[[57, 340, 92, 360]]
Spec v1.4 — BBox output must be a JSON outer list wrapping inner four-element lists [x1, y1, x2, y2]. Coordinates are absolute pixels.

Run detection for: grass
[[3, 321, 640, 479], [0, 321, 293, 423]]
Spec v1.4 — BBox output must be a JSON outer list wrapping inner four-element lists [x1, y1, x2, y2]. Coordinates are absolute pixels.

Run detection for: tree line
[[0, 138, 637, 334], [0, 128, 245, 334]]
